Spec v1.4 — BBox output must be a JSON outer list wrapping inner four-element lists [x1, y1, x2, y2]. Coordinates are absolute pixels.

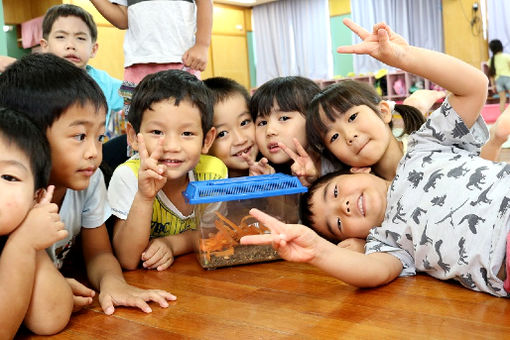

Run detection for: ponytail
[[488, 39, 503, 77], [393, 104, 425, 136], [489, 55, 496, 77]]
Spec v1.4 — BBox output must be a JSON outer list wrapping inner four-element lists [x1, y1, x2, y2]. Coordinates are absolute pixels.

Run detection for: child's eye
[[217, 130, 227, 138], [257, 120, 267, 127], [333, 184, 338, 198], [240, 119, 252, 127], [279, 116, 290, 122], [182, 131, 195, 137], [55, 35, 64, 39], [151, 130, 163, 136], [78, 37, 87, 41], [337, 217, 342, 231], [329, 133, 339, 143], [98, 134, 106, 143], [1, 174, 19, 182], [348, 113, 358, 122], [74, 134, 86, 141]]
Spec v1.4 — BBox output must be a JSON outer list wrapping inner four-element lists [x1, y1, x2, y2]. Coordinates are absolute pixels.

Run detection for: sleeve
[[107, 165, 139, 220], [107, 76, 124, 112], [82, 169, 112, 228]]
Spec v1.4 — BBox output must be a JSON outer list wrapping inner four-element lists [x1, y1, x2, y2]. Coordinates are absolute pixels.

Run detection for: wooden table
[[16, 254, 510, 339]]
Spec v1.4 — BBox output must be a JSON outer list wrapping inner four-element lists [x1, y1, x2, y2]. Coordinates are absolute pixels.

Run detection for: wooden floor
[[16, 252, 510, 339]]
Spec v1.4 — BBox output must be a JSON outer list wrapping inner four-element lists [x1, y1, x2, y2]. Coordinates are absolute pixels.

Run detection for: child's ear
[[378, 101, 393, 124], [34, 188, 45, 204], [201, 127, 217, 154], [90, 42, 99, 59], [350, 166, 372, 174], [40, 38, 49, 52], [126, 123, 139, 151]]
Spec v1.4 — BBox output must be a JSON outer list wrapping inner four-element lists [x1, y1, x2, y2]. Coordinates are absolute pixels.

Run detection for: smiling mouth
[[233, 145, 252, 157], [358, 194, 365, 216], [160, 159, 183, 166], [268, 143, 280, 152]]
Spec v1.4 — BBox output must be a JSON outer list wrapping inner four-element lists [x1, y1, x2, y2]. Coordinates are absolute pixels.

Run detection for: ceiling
[[213, 0, 278, 7]]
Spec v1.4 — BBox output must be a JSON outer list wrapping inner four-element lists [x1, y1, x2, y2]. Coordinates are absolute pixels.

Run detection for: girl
[[488, 39, 510, 113]]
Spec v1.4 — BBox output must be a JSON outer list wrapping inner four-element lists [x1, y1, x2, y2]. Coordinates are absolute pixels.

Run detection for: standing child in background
[[108, 70, 227, 271], [89, 0, 213, 127], [0, 53, 175, 316], [40, 4, 124, 139], [241, 19, 510, 298], [204, 76, 270, 177], [0, 107, 72, 337], [488, 39, 510, 113]]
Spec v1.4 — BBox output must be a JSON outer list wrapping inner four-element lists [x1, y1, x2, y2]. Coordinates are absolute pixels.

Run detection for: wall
[[329, 0, 353, 77], [0, 2, 6, 55], [442, 0, 488, 69]]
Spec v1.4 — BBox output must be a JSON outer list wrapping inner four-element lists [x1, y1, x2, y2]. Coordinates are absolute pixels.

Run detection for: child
[[89, 0, 212, 126], [250, 76, 341, 185], [488, 39, 510, 113], [40, 4, 124, 139], [0, 53, 176, 315], [0, 107, 72, 337], [204, 76, 265, 177], [107, 70, 227, 271], [241, 19, 510, 298]]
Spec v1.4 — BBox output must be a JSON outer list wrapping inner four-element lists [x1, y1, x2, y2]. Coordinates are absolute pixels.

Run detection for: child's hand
[[65, 278, 95, 312], [279, 138, 318, 187], [243, 155, 275, 176], [12, 185, 68, 250], [137, 134, 167, 200], [240, 208, 319, 263], [98, 280, 176, 315], [182, 43, 208, 71], [337, 18, 409, 67], [141, 238, 175, 271], [337, 238, 366, 254]]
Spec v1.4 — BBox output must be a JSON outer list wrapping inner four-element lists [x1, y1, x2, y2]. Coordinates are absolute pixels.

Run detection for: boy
[[108, 70, 227, 271], [203, 77, 260, 177], [0, 53, 176, 315], [241, 19, 510, 298], [40, 4, 123, 138], [0, 107, 72, 337]]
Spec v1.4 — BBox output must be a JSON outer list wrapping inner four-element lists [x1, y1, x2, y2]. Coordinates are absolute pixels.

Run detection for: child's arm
[[0, 55, 16, 72], [82, 224, 176, 315], [240, 209, 402, 287], [113, 135, 167, 270], [182, 0, 213, 71], [89, 0, 129, 29], [0, 187, 71, 337], [339, 19, 488, 129], [279, 138, 319, 187]]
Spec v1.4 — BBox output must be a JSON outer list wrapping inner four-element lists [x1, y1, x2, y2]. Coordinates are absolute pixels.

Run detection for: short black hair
[[249, 76, 320, 120], [0, 53, 107, 132], [203, 76, 250, 107], [299, 169, 351, 241], [0, 107, 51, 191], [43, 4, 98, 43], [129, 69, 213, 138]]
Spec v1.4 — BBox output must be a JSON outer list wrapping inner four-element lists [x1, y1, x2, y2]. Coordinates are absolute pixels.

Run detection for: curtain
[[350, 0, 443, 74], [252, 0, 332, 86], [487, 0, 510, 53]]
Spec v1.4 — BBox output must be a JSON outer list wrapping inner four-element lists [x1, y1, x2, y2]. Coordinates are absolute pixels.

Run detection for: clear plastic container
[[183, 174, 307, 269]]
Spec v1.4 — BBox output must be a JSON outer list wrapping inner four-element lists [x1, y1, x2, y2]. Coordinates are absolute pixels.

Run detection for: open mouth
[[233, 145, 252, 157], [160, 159, 183, 167], [268, 142, 280, 153]]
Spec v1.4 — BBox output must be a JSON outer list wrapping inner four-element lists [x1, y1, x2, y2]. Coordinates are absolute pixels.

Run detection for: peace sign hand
[[337, 18, 409, 69], [242, 153, 275, 176], [279, 138, 318, 187], [137, 134, 167, 200]]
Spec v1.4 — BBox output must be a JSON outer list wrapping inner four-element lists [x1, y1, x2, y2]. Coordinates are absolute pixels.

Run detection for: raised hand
[[12, 185, 68, 250], [242, 154, 275, 176], [137, 134, 167, 200], [279, 138, 318, 187], [337, 18, 409, 67], [141, 238, 175, 271], [240, 208, 319, 263]]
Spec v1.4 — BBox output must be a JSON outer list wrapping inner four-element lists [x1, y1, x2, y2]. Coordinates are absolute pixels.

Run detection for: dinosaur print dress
[[365, 99, 510, 297]]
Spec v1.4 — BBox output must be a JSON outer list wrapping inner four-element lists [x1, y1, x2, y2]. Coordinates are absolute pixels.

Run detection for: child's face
[[209, 93, 258, 171], [40, 16, 98, 69], [0, 137, 36, 236], [131, 99, 214, 181], [309, 173, 389, 242], [322, 103, 392, 168], [255, 105, 307, 164], [46, 102, 105, 191]]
